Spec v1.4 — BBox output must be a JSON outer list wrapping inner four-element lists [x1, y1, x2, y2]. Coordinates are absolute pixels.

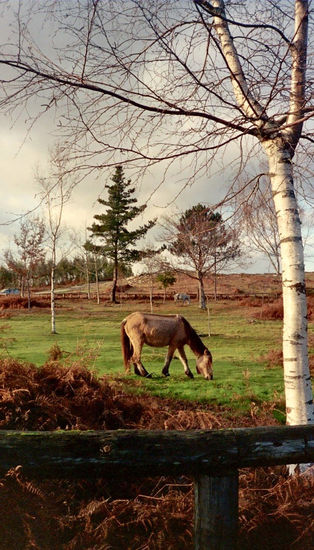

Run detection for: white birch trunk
[[27, 275, 31, 310], [149, 277, 153, 313], [263, 140, 314, 427], [51, 261, 56, 334], [51, 240, 57, 334], [212, 0, 265, 123], [95, 257, 100, 305], [210, 0, 314, 449], [85, 254, 91, 300]]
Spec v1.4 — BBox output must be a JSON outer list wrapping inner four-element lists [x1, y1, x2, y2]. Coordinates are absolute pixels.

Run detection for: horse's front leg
[[162, 346, 175, 377], [177, 346, 194, 379]]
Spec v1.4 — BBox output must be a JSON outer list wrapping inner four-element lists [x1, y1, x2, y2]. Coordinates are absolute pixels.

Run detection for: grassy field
[[2, 297, 304, 417]]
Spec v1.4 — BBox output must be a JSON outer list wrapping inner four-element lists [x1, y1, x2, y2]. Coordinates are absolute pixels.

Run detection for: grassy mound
[[0, 358, 313, 549]]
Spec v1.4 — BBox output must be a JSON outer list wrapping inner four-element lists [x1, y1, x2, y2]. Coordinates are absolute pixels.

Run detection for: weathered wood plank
[[0, 425, 313, 478], [194, 472, 238, 550]]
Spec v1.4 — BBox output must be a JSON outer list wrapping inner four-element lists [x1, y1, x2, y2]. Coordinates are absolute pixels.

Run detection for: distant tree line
[[0, 256, 132, 293]]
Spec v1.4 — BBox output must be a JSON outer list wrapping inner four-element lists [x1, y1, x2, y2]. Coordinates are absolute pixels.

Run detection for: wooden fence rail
[[1, 425, 313, 549]]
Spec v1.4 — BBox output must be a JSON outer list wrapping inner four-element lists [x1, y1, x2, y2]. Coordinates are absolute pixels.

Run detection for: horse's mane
[[181, 317, 207, 356]]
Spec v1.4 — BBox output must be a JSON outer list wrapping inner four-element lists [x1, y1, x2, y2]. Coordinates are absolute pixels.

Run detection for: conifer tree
[[86, 166, 156, 302]]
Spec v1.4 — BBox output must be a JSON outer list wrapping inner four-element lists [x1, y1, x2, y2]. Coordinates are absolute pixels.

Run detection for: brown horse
[[121, 312, 213, 380]]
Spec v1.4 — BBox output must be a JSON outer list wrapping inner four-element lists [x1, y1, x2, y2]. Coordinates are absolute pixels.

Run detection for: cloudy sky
[[0, 111, 273, 274], [3, 112, 313, 275], [0, 1, 313, 275], [1, 101, 314, 276]]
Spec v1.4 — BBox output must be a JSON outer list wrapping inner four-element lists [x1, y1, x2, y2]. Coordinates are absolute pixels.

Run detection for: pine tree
[[86, 166, 156, 302]]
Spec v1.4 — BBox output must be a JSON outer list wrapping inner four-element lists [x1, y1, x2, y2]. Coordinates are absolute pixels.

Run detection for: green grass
[[2, 299, 310, 412]]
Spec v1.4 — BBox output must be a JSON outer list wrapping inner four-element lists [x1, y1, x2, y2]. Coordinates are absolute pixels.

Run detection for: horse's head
[[196, 349, 213, 380]]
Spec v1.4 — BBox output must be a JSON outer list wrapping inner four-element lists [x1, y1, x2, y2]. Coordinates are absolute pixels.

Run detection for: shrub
[[259, 349, 283, 368], [0, 358, 313, 550], [253, 295, 314, 321], [255, 299, 283, 320], [0, 296, 49, 309]]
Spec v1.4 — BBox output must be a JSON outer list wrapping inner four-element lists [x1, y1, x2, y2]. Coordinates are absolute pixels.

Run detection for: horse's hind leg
[[133, 360, 151, 378], [134, 361, 152, 378], [133, 364, 142, 376], [133, 357, 151, 378], [131, 338, 152, 378], [162, 346, 175, 377], [177, 346, 194, 379]]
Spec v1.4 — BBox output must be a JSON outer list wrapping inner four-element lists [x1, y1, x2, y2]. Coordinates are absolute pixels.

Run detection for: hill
[[34, 271, 314, 301]]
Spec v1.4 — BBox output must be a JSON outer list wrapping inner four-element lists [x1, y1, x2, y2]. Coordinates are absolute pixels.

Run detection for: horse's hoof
[[163, 372, 170, 377], [145, 373, 152, 378], [186, 371, 194, 379]]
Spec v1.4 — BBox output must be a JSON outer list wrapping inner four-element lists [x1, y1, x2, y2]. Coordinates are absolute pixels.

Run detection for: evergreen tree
[[86, 166, 156, 302], [0, 265, 15, 289]]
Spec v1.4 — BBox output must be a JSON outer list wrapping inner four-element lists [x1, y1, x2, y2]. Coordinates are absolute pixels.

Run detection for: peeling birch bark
[[209, 0, 314, 451], [263, 140, 314, 429]]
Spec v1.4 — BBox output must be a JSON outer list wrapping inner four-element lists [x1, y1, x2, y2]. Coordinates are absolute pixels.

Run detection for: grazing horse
[[121, 312, 213, 380], [174, 292, 191, 305]]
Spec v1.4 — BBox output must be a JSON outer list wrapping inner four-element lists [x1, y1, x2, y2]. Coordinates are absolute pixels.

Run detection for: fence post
[[194, 471, 238, 550]]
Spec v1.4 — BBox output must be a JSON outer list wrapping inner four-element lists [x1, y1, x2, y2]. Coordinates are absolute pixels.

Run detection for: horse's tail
[[121, 319, 133, 373]]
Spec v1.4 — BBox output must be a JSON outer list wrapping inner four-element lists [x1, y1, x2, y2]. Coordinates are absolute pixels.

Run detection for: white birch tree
[[198, 0, 313, 431], [0, 0, 313, 431], [38, 148, 73, 333]]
